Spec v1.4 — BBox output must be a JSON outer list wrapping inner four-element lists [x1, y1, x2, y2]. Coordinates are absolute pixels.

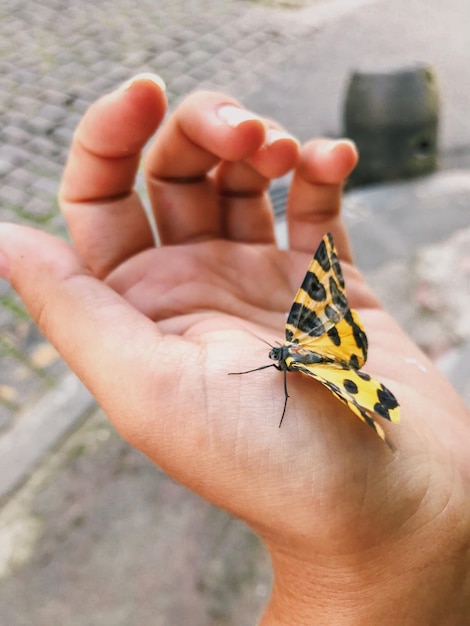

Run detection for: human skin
[[0, 76, 469, 624]]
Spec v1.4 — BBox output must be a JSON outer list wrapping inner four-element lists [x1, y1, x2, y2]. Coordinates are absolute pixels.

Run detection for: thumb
[[0, 223, 175, 447]]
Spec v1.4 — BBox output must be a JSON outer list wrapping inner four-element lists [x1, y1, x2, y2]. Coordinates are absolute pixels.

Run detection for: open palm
[[2, 77, 469, 621]]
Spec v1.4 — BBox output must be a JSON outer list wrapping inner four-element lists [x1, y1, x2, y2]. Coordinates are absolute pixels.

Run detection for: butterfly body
[[270, 344, 327, 367], [231, 232, 400, 448]]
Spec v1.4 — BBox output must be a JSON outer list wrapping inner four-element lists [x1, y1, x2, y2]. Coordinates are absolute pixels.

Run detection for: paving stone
[[26, 115, 54, 136], [197, 32, 226, 53], [41, 88, 68, 107], [15, 68, 38, 86], [0, 78, 18, 105], [14, 95, 40, 117], [0, 159, 14, 177], [36, 103, 67, 125], [0, 144, 34, 167], [154, 49, 183, 67], [2, 110, 29, 131], [28, 135, 60, 159], [7, 168, 33, 187], [0, 185, 27, 208], [51, 125, 74, 147], [123, 49, 154, 67], [163, 60, 195, 84], [0, 125, 31, 146], [22, 196, 57, 221], [167, 73, 200, 94], [63, 111, 83, 130], [0, 91, 14, 114], [29, 176, 59, 196]]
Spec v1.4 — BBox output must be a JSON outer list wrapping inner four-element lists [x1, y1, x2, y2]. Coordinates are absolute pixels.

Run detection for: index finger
[[59, 74, 167, 278]]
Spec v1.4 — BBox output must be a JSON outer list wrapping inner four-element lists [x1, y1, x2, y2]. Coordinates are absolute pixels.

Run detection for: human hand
[[1, 76, 469, 624]]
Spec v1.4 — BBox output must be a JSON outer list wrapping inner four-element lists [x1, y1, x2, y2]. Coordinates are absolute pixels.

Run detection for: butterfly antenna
[[229, 364, 276, 376], [233, 324, 276, 348], [245, 328, 275, 349], [228, 327, 276, 375], [278, 368, 289, 427]]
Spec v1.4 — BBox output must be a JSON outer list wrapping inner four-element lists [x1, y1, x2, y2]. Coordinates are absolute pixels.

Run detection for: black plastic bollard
[[343, 64, 440, 187]]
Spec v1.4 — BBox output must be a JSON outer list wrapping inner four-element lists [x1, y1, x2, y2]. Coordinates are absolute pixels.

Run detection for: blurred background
[[1, 0, 469, 623]]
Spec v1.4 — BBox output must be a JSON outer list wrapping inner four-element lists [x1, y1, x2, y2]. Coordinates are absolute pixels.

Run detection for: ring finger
[[287, 138, 358, 262], [214, 128, 299, 243]]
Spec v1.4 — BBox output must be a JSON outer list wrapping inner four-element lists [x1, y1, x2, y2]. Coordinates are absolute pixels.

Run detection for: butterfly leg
[[228, 363, 291, 429], [278, 368, 290, 428]]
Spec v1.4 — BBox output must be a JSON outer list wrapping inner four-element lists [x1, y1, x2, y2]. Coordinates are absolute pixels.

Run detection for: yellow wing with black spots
[[230, 232, 400, 448], [286, 232, 367, 369], [279, 232, 400, 447], [287, 360, 400, 449]]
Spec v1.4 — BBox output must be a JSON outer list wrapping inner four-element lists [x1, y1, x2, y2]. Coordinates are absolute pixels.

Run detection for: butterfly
[[231, 232, 400, 449]]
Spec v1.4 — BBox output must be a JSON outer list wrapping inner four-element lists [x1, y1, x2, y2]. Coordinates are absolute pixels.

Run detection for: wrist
[[260, 532, 470, 625]]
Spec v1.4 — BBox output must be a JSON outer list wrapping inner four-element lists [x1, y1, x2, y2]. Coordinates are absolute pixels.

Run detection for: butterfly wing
[[289, 360, 400, 447], [286, 233, 367, 369]]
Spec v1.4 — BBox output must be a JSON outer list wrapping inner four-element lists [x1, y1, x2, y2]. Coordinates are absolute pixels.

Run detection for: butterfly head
[[269, 345, 288, 365]]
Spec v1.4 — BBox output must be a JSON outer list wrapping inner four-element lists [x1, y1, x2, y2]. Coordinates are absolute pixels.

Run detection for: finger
[[144, 91, 267, 244], [214, 129, 299, 243], [59, 74, 167, 278], [287, 139, 358, 262], [0, 223, 181, 447]]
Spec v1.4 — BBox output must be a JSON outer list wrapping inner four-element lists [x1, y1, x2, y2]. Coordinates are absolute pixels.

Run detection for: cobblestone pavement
[[0, 0, 325, 441]]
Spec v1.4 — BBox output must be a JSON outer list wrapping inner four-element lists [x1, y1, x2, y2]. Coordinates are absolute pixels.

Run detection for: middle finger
[[145, 91, 267, 245]]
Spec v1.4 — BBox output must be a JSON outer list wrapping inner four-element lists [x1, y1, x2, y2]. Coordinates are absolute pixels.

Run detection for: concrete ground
[[0, 0, 469, 624]]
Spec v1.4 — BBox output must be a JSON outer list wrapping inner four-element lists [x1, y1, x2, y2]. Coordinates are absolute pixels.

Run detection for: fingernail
[[119, 72, 166, 92], [0, 251, 10, 280], [217, 105, 264, 129], [319, 138, 358, 155], [264, 129, 300, 147]]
